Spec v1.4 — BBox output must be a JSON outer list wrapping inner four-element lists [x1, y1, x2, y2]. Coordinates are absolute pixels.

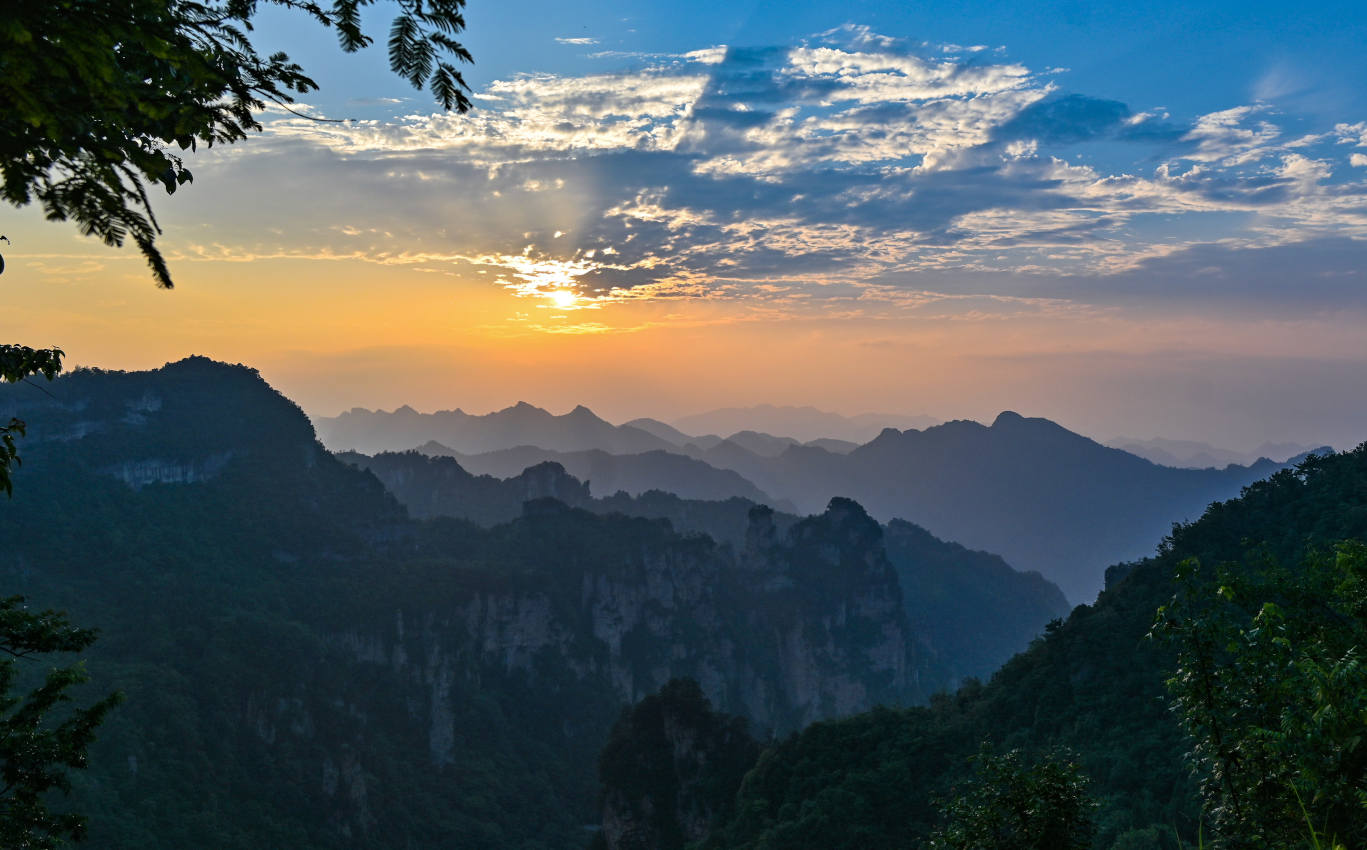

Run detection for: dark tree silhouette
[[0, 598, 123, 848], [0, 0, 474, 287]]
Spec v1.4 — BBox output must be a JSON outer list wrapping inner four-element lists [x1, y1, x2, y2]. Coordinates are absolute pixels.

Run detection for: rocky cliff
[[0, 358, 922, 848]]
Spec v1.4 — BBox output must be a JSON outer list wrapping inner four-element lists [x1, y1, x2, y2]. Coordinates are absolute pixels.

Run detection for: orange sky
[[9, 214, 1367, 451]]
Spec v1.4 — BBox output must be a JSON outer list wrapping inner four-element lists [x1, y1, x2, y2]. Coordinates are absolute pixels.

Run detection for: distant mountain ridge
[[1104, 435, 1323, 468], [688, 411, 1331, 602], [314, 401, 676, 456], [412, 441, 793, 509], [671, 404, 940, 444], [315, 401, 1331, 602]]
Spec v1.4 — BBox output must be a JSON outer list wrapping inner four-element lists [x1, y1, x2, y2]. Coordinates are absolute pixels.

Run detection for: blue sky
[[260, 0, 1367, 125], [237, 0, 1367, 306]]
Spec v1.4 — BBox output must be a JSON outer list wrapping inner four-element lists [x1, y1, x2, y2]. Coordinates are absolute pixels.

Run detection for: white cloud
[[189, 28, 1367, 314], [1334, 121, 1367, 146], [555, 36, 599, 45]]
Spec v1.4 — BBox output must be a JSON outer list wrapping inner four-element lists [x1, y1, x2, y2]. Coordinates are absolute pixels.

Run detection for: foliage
[[593, 679, 758, 850], [0, 0, 472, 286], [0, 345, 62, 495], [706, 445, 1367, 850], [705, 706, 956, 850], [1155, 544, 1367, 849], [0, 598, 123, 848], [928, 745, 1097, 850]]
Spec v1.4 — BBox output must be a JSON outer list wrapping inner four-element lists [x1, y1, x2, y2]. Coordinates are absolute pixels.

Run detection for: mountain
[[713, 430, 799, 458], [884, 520, 1069, 687], [342, 450, 1069, 688], [628, 419, 857, 456], [682, 412, 1327, 602], [337, 407, 1323, 602], [672, 404, 940, 444], [412, 440, 792, 508], [802, 437, 859, 454], [335, 452, 594, 524], [0, 358, 929, 848], [1104, 435, 1322, 468], [621, 417, 703, 446], [647, 442, 1367, 850], [313, 401, 675, 456]]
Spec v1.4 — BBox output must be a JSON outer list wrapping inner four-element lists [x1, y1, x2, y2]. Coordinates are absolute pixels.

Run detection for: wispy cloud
[[180, 24, 1367, 321], [555, 36, 599, 45]]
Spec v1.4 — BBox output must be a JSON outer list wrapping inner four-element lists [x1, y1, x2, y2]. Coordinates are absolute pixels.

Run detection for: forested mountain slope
[[0, 358, 923, 848], [692, 442, 1367, 850]]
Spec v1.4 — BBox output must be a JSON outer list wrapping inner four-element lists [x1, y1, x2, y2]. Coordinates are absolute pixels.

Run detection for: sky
[[7, 0, 1367, 449]]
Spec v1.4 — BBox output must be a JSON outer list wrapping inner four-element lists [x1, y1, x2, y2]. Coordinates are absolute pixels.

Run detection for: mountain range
[[667, 412, 1329, 602], [641, 417, 1367, 850], [332, 405, 1325, 602], [0, 357, 1050, 848], [408, 440, 794, 509], [342, 450, 1069, 688], [314, 402, 676, 457], [666, 405, 940, 444], [1102, 435, 1323, 468]]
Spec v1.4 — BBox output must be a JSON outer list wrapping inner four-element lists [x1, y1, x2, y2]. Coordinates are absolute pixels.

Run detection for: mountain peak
[[991, 411, 1025, 427], [824, 496, 873, 524]]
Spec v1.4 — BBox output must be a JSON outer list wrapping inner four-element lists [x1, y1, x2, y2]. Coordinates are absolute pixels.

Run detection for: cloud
[[184, 27, 1367, 319], [555, 36, 599, 45]]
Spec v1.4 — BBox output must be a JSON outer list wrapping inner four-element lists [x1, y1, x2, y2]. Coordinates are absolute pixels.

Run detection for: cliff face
[[323, 498, 915, 742], [0, 358, 920, 848], [350, 450, 1064, 697]]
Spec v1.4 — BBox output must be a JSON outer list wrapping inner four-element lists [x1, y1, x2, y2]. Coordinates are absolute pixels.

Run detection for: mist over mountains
[[668, 405, 940, 445], [315, 402, 674, 457], [686, 412, 1328, 602], [1103, 435, 1323, 469], [317, 403, 1324, 602]]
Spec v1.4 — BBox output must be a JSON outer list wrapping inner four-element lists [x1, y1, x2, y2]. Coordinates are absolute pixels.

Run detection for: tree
[[594, 679, 758, 850], [928, 745, 1097, 850], [0, 597, 123, 848], [1155, 546, 1367, 849], [0, 345, 63, 496], [2, 349, 121, 848], [1, 0, 473, 287]]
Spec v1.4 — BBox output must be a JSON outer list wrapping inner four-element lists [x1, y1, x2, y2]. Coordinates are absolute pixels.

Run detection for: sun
[[549, 289, 578, 309]]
